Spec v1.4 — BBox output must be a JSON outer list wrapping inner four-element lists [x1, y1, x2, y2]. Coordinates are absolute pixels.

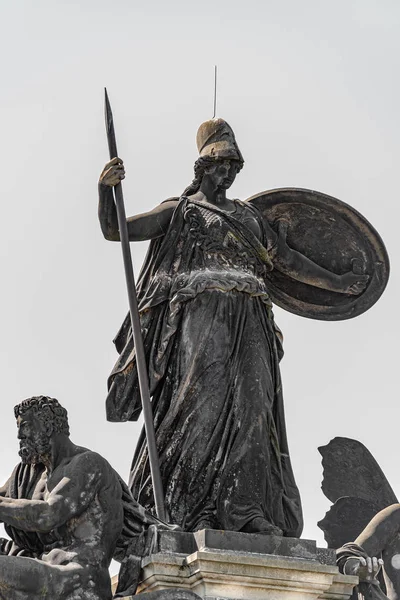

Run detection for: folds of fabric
[[106, 197, 302, 536]]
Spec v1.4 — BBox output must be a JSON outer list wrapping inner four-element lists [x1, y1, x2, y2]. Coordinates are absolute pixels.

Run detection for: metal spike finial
[[213, 65, 217, 119]]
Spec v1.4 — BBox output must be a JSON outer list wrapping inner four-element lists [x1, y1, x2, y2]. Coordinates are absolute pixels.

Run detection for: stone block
[[111, 532, 356, 600], [157, 530, 197, 554], [138, 550, 357, 600], [193, 530, 319, 560]]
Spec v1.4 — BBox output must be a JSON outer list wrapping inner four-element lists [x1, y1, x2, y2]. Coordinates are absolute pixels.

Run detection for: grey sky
[[0, 0, 399, 549]]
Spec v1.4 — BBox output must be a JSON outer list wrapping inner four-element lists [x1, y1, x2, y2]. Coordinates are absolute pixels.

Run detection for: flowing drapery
[[106, 197, 303, 536]]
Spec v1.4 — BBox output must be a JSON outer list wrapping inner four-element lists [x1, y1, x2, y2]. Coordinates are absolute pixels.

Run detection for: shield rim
[[246, 187, 390, 321]]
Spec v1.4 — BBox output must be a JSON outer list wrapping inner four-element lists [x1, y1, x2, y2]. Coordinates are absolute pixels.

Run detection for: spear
[[104, 89, 166, 521]]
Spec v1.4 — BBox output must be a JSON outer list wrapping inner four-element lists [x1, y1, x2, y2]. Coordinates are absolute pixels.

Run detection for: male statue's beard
[[19, 434, 51, 465]]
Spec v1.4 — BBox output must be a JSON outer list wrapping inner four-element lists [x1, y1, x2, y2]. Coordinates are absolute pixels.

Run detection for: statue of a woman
[[98, 118, 367, 536]]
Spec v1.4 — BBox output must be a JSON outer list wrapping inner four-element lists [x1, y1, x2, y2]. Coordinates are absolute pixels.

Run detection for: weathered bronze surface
[[319, 437, 397, 509], [319, 437, 400, 600], [99, 115, 387, 539], [336, 505, 400, 600], [0, 396, 188, 600], [248, 188, 389, 320]]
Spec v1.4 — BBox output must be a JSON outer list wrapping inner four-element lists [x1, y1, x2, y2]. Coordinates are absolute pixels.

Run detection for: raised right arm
[[98, 158, 178, 242]]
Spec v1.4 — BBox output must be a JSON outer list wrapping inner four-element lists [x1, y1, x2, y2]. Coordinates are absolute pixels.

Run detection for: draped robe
[[106, 197, 303, 537]]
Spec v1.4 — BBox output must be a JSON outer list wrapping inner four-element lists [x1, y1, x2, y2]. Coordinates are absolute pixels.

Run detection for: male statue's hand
[[99, 157, 125, 187], [344, 556, 384, 581]]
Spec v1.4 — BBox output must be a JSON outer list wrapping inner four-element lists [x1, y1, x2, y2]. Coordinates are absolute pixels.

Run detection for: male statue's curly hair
[[14, 396, 70, 437]]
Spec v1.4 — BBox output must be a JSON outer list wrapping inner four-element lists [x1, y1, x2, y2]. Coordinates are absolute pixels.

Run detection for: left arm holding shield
[[269, 220, 368, 295]]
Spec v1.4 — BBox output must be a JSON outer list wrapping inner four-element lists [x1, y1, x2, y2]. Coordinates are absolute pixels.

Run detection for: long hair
[[182, 156, 244, 197]]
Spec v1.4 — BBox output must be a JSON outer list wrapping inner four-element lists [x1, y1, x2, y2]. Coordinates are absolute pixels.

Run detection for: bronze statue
[[99, 117, 387, 536], [319, 437, 400, 600], [336, 505, 400, 600], [0, 395, 188, 600]]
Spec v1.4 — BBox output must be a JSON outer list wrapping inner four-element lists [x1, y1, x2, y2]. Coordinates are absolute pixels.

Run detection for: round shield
[[247, 188, 389, 321]]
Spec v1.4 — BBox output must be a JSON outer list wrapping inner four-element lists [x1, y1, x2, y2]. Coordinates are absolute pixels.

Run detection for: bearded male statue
[[0, 396, 198, 600]]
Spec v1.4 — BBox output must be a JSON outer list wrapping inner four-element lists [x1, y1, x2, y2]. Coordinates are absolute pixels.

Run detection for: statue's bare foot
[[241, 517, 283, 536]]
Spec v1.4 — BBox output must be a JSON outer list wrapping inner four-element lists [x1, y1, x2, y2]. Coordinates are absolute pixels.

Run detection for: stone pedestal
[[112, 530, 357, 600]]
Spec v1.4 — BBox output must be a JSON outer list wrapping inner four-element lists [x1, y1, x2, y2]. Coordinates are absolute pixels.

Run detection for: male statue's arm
[[0, 477, 12, 524], [0, 477, 11, 526], [0, 452, 102, 533], [98, 158, 177, 241], [354, 503, 400, 558], [336, 505, 400, 581], [0, 478, 10, 498], [266, 220, 368, 295]]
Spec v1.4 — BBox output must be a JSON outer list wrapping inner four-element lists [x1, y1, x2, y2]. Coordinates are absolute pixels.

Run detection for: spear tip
[[104, 88, 117, 159], [104, 88, 112, 123]]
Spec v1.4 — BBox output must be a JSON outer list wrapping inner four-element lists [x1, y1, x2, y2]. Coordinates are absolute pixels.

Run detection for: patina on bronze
[[248, 188, 389, 320], [318, 437, 400, 600], [0, 396, 188, 600], [336, 505, 400, 600], [98, 114, 383, 538]]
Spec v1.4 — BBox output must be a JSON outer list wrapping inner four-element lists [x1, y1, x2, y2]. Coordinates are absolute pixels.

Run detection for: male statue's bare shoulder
[[54, 447, 114, 486]]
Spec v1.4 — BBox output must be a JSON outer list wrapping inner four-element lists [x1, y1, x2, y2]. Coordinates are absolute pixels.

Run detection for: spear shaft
[[104, 89, 166, 521]]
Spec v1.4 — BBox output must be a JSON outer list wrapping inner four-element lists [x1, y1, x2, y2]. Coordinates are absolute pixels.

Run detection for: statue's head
[[14, 396, 70, 465], [183, 118, 244, 197]]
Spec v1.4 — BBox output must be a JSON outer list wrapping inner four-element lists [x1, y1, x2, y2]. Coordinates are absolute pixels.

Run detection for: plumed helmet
[[196, 118, 244, 163]]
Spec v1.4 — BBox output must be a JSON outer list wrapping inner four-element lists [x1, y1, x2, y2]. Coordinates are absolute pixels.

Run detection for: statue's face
[[17, 410, 52, 464], [206, 159, 240, 190]]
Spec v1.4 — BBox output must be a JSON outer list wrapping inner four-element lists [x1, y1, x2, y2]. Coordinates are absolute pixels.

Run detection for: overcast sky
[[0, 0, 399, 550]]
